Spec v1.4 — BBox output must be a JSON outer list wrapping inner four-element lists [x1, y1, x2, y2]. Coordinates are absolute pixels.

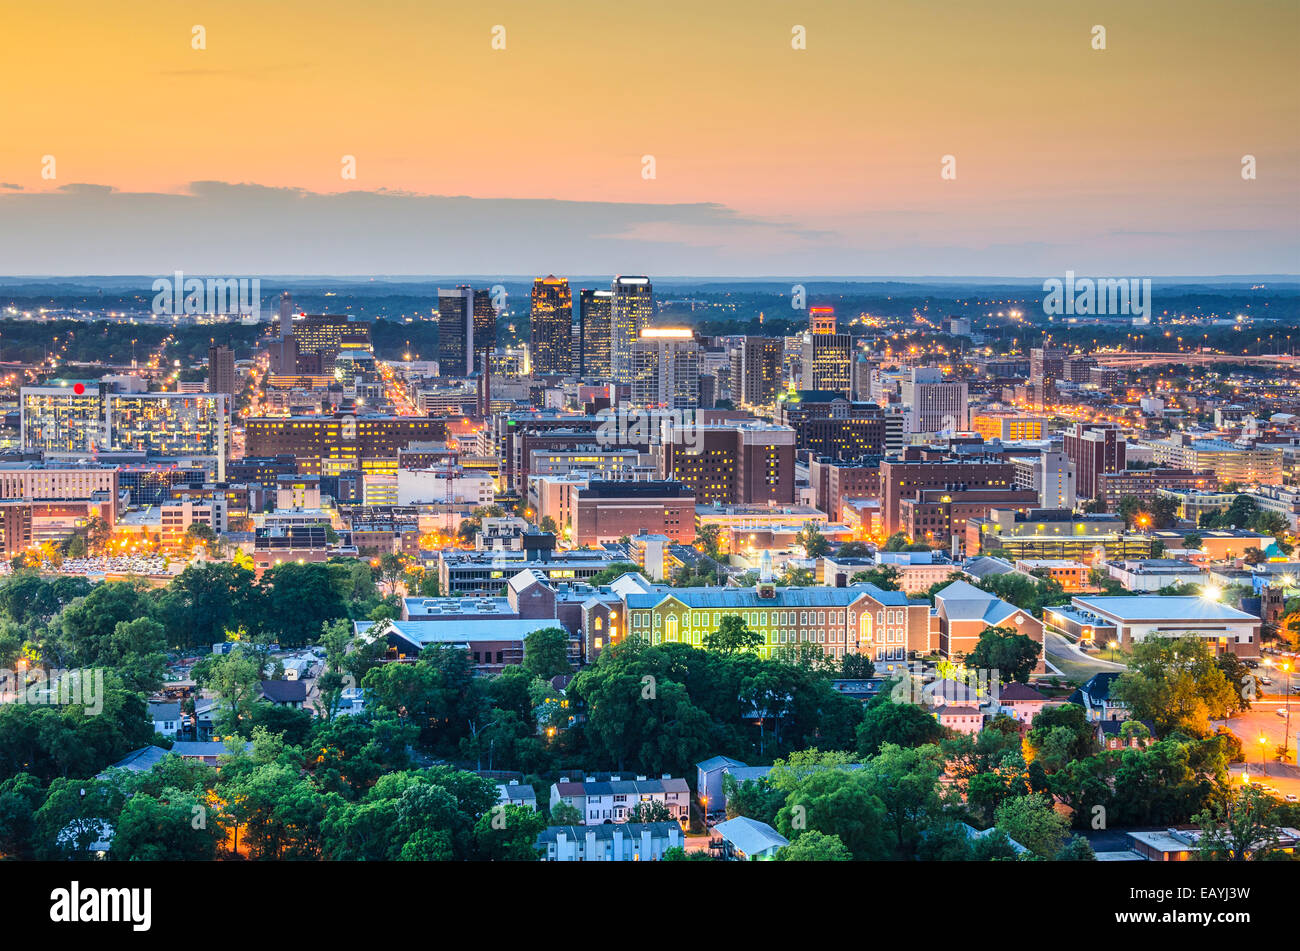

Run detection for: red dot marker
[[73, 383, 85, 395]]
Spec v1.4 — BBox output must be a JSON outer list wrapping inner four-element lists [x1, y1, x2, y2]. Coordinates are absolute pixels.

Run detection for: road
[[1218, 704, 1300, 798]]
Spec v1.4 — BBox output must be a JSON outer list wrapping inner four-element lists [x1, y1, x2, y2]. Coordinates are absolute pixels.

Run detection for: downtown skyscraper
[[609, 275, 654, 384], [578, 288, 613, 379], [438, 286, 477, 377], [530, 275, 573, 375], [799, 305, 852, 396]]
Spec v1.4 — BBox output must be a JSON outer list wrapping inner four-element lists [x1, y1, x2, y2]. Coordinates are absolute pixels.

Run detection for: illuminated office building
[[579, 288, 613, 379], [438, 286, 475, 377], [799, 307, 852, 396], [21, 384, 104, 455], [610, 276, 654, 384], [105, 393, 230, 480], [473, 288, 497, 372], [530, 276, 573, 375], [629, 328, 701, 409]]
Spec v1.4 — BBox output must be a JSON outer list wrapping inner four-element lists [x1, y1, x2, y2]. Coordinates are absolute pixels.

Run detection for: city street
[[1219, 703, 1300, 798]]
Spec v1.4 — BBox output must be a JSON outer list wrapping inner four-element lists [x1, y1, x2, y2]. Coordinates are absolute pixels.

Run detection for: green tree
[[472, 804, 546, 861], [1194, 784, 1287, 861], [32, 777, 124, 860], [856, 699, 944, 756], [523, 627, 572, 680], [852, 565, 901, 591], [627, 800, 675, 823], [796, 522, 831, 557], [1112, 636, 1239, 737], [775, 829, 852, 861], [705, 615, 763, 655], [993, 792, 1069, 859], [549, 801, 583, 825], [964, 625, 1042, 683], [775, 768, 888, 860], [112, 790, 222, 860]]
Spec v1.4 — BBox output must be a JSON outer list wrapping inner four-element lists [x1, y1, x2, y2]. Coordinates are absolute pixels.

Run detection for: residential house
[[536, 822, 683, 861], [549, 774, 690, 825], [260, 679, 308, 709], [995, 682, 1050, 724], [935, 705, 983, 735], [1068, 672, 1128, 722], [498, 781, 538, 811], [710, 816, 789, 860], [148, 701, 182, 738], [695, 756, 774, 816]]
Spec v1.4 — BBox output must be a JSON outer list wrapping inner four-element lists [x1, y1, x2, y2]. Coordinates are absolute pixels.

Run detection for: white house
[[536, 822, 682, 861], [549, 774, 690, 825], [148, 701, 182, 738]]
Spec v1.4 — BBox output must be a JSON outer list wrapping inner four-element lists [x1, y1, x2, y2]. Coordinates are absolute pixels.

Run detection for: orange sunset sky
[[0, 0, 1295, 275]]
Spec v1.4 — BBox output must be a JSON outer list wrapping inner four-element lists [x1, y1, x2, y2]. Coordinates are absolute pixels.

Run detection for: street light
[[1282, 660, 1293, 762], [1259, 733, 1268, 775], [1108, 640, 1119, 664]]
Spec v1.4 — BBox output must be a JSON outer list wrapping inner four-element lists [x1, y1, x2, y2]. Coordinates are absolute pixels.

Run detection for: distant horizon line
[[1, 274, 1298, 286]]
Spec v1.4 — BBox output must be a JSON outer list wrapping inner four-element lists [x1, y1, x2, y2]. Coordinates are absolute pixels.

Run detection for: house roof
[[696, 755, 747, 772], [172, 740, 251, 758], [1080, 672, 1123, 702], [497, 783, 537, 803], [714, 816, 789, 855], [104, 745, 170, 772], [260, 679, 308, 703], [998, 683, 1047, 702], [936, 580, 1026, 626], [148, 701, 181, 720], [963, 556, 1016, 579], [536, 822, 680, 845], [555, 776, 689, 797]]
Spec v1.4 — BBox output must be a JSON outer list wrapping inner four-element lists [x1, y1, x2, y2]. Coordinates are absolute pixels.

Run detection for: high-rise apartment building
[[290, 315, 370, 374], [530, 275, 573, 375], [629, 329, 701, 409], [244, 415, 448, 475], [729, 337, 783, 410], [578, 289, 613, 379], [207, 344, 236, 405], [903, 368, 969, 434], [104, 393, 230, 480], [610, 276, 654, 384]]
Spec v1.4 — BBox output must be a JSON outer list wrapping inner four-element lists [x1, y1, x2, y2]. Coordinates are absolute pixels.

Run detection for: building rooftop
[[1071, 595, 1259, 622], [713, 816, 789, 855]]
